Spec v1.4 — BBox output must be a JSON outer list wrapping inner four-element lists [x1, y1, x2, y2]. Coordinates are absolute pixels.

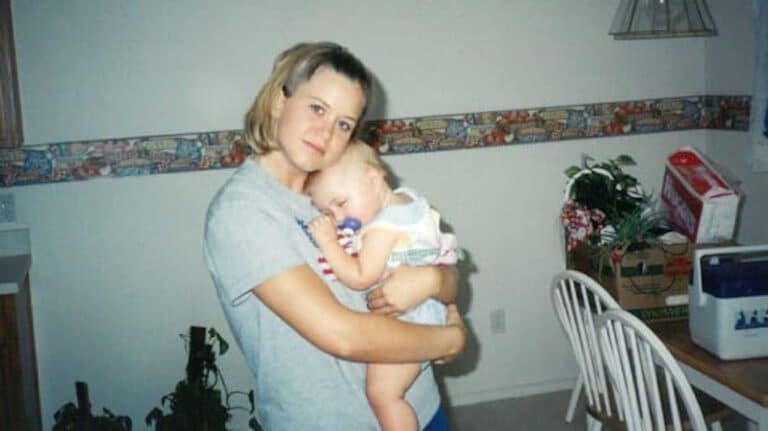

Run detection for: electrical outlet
[[0, 192, 15, 223], [490, 308, 506, 334]]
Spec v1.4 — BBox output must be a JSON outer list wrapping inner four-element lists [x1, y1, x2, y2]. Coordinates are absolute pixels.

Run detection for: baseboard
[[445, 377, 577, 407]]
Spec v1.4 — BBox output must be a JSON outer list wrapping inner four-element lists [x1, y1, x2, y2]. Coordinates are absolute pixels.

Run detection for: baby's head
[[306, 140, 390, 225]]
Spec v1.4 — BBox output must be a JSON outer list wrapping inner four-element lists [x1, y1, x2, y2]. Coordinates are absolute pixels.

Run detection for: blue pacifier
[[337, 217, 362, 232]]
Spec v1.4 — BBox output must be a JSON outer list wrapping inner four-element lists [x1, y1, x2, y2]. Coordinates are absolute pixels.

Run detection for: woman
[[203, 42, 465, 430]]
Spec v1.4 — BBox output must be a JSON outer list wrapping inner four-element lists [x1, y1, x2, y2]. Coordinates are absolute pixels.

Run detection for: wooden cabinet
[[0, 257, 40, 431], [0, 0, 22, 148], [1, 289, 25, 430]]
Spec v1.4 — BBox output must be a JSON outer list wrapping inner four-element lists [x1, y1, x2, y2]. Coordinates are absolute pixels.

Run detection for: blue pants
[[423, 406, 449, 431]]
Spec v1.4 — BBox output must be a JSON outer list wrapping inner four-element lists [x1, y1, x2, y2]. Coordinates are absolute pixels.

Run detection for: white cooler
[[690, 244, 768, 360]]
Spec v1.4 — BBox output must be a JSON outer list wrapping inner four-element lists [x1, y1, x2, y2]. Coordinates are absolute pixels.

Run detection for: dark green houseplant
[[563, 154, 649, 230], [561, 154, 669, 270], [145, 326, 261, 431], [52, 381, 132, 431]]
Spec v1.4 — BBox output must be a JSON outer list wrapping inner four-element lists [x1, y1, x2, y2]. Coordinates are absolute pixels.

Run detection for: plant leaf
[[120, 416, 132, 431], [215, 332, 229, 356], [161, 393, 174, 407], [614, 154, 636, 165], [146, 407, 164, 426], [563, 165, 582, 178]]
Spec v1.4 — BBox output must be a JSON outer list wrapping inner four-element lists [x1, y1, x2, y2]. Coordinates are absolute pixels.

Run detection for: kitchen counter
[[0, 222, 31, 295], [0, 254, 30, 295]]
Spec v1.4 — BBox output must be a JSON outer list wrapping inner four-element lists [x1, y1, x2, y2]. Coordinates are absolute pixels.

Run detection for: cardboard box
[[660, 146, 740, 244], [568, 239, 693, 322]]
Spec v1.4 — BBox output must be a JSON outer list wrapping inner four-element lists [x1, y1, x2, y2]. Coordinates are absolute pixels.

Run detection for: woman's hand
[[434, 304, 467, 365], [367, 265, 442, 316]]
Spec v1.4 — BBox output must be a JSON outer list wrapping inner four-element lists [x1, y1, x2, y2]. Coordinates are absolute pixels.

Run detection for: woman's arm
[[254, 263, 466, 363], [366, 265, 458, 316]]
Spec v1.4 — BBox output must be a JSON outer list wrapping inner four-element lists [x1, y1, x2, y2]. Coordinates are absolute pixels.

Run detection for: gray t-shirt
[[203, 158, 440, 430]]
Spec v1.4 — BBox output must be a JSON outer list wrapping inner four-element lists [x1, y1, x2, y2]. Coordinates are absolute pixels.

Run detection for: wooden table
[[649, 320, 768, 431]]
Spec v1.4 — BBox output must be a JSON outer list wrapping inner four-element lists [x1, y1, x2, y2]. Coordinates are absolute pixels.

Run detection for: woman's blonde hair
[[244, 42, 373, 155]]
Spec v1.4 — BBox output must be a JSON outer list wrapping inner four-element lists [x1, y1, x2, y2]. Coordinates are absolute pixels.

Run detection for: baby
[[307, 140, 458, 431]]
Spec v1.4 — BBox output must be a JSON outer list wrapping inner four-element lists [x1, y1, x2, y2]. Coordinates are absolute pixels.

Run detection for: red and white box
[[660, 146, 740, 244]]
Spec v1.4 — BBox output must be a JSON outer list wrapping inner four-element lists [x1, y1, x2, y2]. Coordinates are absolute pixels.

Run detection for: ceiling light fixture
[[609, 0, 718, 40]]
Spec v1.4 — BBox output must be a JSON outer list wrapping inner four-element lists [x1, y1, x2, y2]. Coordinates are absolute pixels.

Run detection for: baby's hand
[[309, 215, 339, 247]]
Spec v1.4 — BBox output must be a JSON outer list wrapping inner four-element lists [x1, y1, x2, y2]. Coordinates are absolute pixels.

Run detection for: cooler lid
[[697, 246, 768, 298]]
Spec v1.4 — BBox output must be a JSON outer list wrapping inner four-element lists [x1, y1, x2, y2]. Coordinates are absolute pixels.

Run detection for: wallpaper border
[[0, 95, 749, 188]]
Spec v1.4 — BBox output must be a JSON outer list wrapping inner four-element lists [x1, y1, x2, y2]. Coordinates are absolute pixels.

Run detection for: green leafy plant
[[562, 154, 691, 302], [564, 154, 648, 228], [591, 204, 668, 275], [53, 381, 132, 431], [145, 326, 261, 431], [562, 153, 669, 255], [598, 205, 666, 253]]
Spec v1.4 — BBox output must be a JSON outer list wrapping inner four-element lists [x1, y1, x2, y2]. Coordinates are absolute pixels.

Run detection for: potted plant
[[561, 154, 669, 272], [145, 326, 261, 431], [561, 154, 694, 322], [52, 381, 132, 431]]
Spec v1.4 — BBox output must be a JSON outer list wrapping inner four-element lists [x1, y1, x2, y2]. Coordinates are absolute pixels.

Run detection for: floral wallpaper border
[[0, 95, 750, 188]]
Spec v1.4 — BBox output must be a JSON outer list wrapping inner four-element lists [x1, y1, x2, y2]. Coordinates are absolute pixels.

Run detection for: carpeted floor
[[447, 389, 751, 430]]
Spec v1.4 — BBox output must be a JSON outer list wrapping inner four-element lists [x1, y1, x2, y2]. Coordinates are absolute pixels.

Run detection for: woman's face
[[271, 66, 366, 174]]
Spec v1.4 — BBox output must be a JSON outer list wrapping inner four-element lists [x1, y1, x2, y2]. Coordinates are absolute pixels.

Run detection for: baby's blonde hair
[[340, 139, 385, 172], [306, 140, 384, 190]]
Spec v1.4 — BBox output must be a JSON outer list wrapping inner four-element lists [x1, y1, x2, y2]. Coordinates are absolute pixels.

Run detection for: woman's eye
[[338, 121, 353, 132], [310, 104, 324, 115]]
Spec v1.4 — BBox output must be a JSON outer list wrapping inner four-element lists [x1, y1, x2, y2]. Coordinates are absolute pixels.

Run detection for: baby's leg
[[366, 362, 422, 431]]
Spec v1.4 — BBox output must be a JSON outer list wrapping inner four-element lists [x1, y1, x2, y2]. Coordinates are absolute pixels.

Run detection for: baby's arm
[[309, 216, 399, 289]]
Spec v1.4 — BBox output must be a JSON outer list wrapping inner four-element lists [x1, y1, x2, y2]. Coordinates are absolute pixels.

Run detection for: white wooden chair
[[596, 309, 727, 431], [551, 270, 623, 429]]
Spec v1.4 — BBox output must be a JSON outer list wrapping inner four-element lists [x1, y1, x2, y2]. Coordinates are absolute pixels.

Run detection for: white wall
[[704, 0, 768, 244], [9, 1, 759, 429]]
